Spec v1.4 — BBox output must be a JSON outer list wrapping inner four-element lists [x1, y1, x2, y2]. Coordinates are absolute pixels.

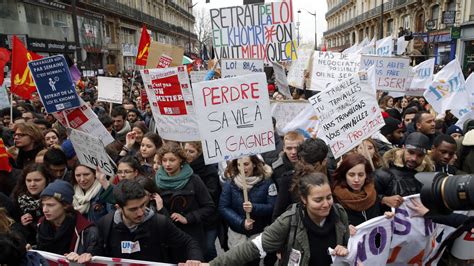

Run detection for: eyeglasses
[[14, 133, 28, 138], [117, 170, 135, 175]]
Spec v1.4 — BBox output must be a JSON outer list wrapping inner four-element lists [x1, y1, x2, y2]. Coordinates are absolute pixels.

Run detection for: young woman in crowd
[[12, 122, 45, 168], [11, 163, 54, 244], [137, 132, 162, 178], [71, 164, 112, 223], [110, 156, 144, 185], [219, 155, 276, 266], [356, 138, 383, 169], [155, 142, 215, 262], [120, 121, 148, 157], [37, 180, 100, 263], [44, 129, 62, 148], [184, 141, 221, 261], [331, 154, 383, 231], [210, 171, 349, 265], [378, 95, 394, 111]]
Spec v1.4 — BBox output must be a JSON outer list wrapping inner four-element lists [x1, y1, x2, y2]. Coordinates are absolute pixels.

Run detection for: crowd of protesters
[[0, 67, 473, 266]]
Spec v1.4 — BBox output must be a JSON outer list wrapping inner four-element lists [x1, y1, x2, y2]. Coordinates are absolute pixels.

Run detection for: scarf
[[233, 174, 263, 190], [155, 163, 193, 190], [17, 193, 42, 219], [73, 180, 102, 214], [37, 213, 76, 255], [333, 182, 377, 212]]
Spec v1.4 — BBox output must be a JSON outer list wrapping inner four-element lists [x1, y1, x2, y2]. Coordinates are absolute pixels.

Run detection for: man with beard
[[373, 117, 404, 155], [374, 132, 434, 209]]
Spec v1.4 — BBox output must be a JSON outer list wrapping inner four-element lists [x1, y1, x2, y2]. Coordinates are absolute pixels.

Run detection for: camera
[[415, 172, 474, 215]]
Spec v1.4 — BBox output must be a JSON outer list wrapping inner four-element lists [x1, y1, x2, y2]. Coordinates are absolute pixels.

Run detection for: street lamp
[[299, 8, 317, 50]]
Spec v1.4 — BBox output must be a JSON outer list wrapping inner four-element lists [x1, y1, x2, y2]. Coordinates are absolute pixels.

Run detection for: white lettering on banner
[[140, 67, 200, 142], [310, 51, 360, 91], [360, 55, 410, 92], [121, 241, 141, 254], [424, 58, 470, 119], [210, 0, 297, 63], [405, 58, 435, 96], [333, 195, 458, 266], [192, 73, 275, 164], [375, 36, 394, 56], [309, 75, 384, 159], [272, 62, 291, 99], [221, 59, 264, 78], [97, 76, 123, 104], [69, 129, 115, 176], [287, 47, 313, 89]]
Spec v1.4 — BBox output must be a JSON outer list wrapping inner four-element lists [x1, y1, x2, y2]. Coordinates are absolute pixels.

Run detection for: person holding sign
[[331, 154, 383, 230], [71, 165, 113, 223], [201, 172, 349, 266], [219, 155, 276, 266], [154, 142, 215, 263]]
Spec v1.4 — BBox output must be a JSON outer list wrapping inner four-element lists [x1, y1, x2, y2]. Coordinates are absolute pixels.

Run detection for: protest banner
[[28, 55, 80, 113], [287, 47, 313, 88], [97, 76, 123, 104], [424, 58, 470, 119], [270, 100, 310, 134], [397, 36, 409, 55], [192, 73, 275, 164], [69, 128, 115, 176], [360, 55, 410, 92], [53, 99, 115, 146], [310, 51, 360, 91], [190, 70, 208, 84], [221, 59, 264, 78], [210, 0, 297, 63], [272, 62, 292, 98], [140, 66, 200, 142], [146, 42, 184, 69], [34, 250, 175, 265], [360, 37, 376, 55], [309, 74, 384, 158], [466, 73, 474, 109], [375, 36, 394, 56], [405, 58, 435, 96], [0, 83, 10, 109]]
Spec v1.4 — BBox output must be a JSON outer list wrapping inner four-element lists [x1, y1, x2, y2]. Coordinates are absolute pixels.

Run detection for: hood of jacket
[[383, 148, 434, 172]]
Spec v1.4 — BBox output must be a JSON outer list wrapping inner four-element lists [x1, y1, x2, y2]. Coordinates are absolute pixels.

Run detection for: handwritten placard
[[310, 51, 360, 91], [309, 74, 384, 158], [221, 59, 264, 78], [287, 47, 313, 89], [272, 62, 291, 98], [97, 76, 123, 104], [192, 73, 275, 164], [210, 0, 297, 63], [360, 55, 410, 92], [190, 70, 208, 84]]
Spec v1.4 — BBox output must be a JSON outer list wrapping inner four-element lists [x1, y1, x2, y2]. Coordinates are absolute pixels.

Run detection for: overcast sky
[[193, 0, 328, 46]]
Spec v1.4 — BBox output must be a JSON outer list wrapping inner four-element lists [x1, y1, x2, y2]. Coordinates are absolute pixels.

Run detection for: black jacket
[[338, 198, 383, 226], [272, 170, 297, 221], [97, 211, 202, 263], [261, 131, 283, 165], [271, 153, 294, 191], [375, 148, 434, 198], [189, 155, 221, 229]]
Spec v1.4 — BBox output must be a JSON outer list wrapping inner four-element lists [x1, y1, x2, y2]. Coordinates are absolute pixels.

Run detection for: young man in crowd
[[430, 134, 462, 175], [96, 180, 203, 263], [271, 131, 304, 189], [413, 110, 439, 147], [402, 107, 417, 128], [43, 147, 72, 182], [373, 117, 404, 155], [111, 106, 131, 142]]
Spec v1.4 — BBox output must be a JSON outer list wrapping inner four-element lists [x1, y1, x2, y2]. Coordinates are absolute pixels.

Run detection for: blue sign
[[28, 55, 80, 113]]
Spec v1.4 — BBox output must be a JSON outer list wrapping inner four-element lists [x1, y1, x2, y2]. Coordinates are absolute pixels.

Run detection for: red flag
[[10, 36, 42, 99], [0, 139, 11, 172], [136, 25, 151, 66], [0, 48, 11, 86]]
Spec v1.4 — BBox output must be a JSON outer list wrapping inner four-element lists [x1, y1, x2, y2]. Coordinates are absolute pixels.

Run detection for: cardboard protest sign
[[424, 58, 470, 119], [360, 55, 410, 92], [28, 55, 80, 113], [310, 51, 360, 91], [192, 73, 275, 164], [0, 83, 10, 109], [97, 76, 123, 104], [406, 58, 435, 96], [272, 62, 291, 98], [69, 129, 114, 176], [53, 99, 114, 146], [287, 47, 313, 88], [146, 42, 184, 69], [190, 70, 208, 84], [210, 0, 297, 63], [309, 74, 384, 158], [270, 100, 310, 134], [221, 59, 264, 78], [140, 66, 200, 141]]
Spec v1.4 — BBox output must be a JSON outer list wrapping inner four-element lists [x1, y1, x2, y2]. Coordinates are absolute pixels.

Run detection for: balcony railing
[[324, 0, 416, 36], [326, 0, 350, 19]]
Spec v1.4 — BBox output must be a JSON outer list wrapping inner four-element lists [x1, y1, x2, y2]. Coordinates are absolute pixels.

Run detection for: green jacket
[[210, 203, 350, 266]]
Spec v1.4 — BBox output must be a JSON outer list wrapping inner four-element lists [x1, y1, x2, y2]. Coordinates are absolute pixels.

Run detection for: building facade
[[458, 0, 474, 70], [324, 0, 464, 66], [0, 0, 197, 74]]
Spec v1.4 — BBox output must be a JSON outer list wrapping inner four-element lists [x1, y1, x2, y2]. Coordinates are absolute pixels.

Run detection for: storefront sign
[[28, 38, 77, 53], [451, 27, 461, 39], [443, 11, 456, 25]]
